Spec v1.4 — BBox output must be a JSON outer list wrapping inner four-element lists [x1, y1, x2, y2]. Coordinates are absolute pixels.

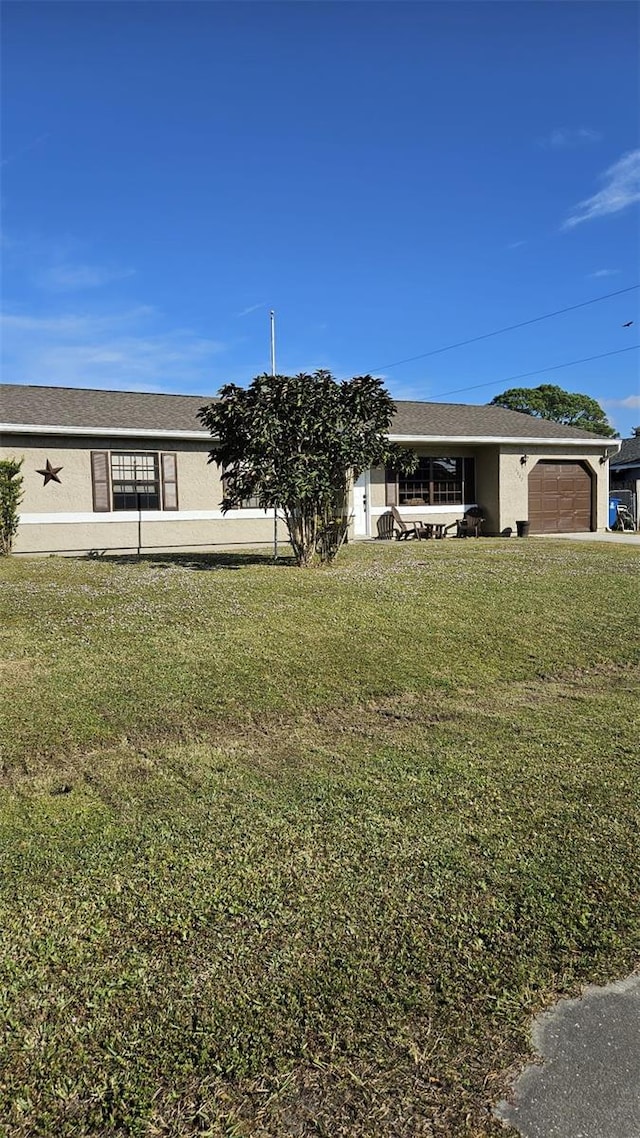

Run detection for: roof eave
[[388, 433, 621, 448], [1, 424, 621, 451], [1, 423, 212, 440]]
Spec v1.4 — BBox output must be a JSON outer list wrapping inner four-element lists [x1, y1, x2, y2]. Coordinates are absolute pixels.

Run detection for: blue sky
[[2, 1, 639, 434]]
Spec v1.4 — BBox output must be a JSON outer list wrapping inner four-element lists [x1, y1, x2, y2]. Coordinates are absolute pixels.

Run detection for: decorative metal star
[[37, 459, 63, 485]]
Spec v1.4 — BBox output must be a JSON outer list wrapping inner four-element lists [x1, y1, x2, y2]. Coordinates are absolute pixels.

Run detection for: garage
[[528, 461, 593, 534]]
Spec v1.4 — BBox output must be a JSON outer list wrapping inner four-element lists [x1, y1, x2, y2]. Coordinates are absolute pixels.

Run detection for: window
[[392, 457, 474, 506], [221, 467, 262, 509], [91, 451, 178, 512], [238, 493, 262, 509], [111, 453, 160, 510]]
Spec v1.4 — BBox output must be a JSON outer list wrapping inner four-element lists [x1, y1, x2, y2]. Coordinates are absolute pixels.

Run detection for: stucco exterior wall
[[497, 446, 609, 532], [369, 464, 387, 510], [1, 433, 280, 554], [11, 516, 279, 555], [2, 430, 614, 554], [474, 448, 501, 534], [1, 434, 223, 514], [370, 444, 610, 536]]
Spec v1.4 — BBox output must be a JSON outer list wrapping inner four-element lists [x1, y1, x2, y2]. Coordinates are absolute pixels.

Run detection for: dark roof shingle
[[0, 382, 610, 441], [1, 384, 207, 433], [610, 436, 640, 467], [387, 399, 602, 440]]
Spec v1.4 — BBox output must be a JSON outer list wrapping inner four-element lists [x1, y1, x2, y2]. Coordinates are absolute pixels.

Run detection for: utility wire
[[427, 344, 639, 401], [367, 284, 639, 373]]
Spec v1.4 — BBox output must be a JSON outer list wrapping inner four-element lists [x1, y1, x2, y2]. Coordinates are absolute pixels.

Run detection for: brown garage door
[[528, 461, 592, 534]]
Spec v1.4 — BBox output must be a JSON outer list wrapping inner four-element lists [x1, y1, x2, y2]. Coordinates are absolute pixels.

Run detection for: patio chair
[[390, 505, 422, 540], [444, 506, 485, 538], [376, 512, 396, 540]]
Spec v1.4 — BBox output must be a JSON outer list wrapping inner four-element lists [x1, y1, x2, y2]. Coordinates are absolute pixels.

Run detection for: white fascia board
[[2, 423, 621, 452], [1, 423, 213, 440], [388, 434, 621, 449]]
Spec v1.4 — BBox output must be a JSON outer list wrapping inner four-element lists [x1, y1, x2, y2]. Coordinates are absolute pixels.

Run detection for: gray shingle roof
[[387, 399, 603, 440], [0, 382, 611, 441], [610, 436, 640, 467], [1, 384, 208, 433]]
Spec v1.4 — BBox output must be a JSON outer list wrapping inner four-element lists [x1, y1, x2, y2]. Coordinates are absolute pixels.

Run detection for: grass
[[0, 539, 638, 1136]]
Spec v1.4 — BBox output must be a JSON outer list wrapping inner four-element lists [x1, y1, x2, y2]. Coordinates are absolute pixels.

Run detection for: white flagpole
[[270, 309, 276, 379], [270, 310, 278, 561]]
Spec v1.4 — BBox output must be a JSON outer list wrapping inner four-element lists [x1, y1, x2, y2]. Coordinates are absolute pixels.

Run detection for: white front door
[[353, 471, 370, 537]]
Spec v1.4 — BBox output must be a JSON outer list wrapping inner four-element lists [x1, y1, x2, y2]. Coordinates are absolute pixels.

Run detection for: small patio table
[[417, 522, 447, 540]]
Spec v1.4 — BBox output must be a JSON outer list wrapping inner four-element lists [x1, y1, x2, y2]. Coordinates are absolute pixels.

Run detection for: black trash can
[[516, 520, 530, 538]]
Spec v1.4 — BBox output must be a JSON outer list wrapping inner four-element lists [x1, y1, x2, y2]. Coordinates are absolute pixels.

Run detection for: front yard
[[1, 540, 638, 1136]]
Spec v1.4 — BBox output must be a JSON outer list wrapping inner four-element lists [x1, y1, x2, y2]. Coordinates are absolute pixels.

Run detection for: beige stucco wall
[[369, 443, 611, 536], [2, 431, 613, 554], [1, 434, 224, 514], [497, 446, 608, 532], [474, 449, 500, 534], [1, 433, 281, 554], [369, 464, 387, 510], [11, 517, 279, 555]]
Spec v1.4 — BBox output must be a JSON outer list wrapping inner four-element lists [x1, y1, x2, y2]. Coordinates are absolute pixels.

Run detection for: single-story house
[[610, 432, 640, 528], [0, 383, 620, 555]]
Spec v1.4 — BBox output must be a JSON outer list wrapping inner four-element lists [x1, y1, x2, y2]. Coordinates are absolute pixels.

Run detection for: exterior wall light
[[520, 454, 528, 465]]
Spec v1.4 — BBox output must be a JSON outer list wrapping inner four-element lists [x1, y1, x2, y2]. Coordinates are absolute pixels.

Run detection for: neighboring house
[[0, 383, 619, 555], [610, 431, 640, 528]]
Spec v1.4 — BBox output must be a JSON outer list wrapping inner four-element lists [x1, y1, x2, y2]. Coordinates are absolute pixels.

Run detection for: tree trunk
[[283, 503, 317, 567], [317, 478, 350, 564]]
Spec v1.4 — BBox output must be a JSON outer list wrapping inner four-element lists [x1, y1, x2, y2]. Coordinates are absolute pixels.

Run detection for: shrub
[[0, 458, 24, 555]]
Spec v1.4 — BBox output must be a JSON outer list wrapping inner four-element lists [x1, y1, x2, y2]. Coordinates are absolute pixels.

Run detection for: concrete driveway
[[533, 531, 640, 545]]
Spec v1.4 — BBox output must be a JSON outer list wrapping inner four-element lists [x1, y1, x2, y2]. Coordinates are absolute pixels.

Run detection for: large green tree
[[489, 384, 616, 436], [198, 371, 416, 567]]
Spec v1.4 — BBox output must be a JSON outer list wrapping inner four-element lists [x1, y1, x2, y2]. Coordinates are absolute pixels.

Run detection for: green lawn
[[1, 540, 638, 1137]]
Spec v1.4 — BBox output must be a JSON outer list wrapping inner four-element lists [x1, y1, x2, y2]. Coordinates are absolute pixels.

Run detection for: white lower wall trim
[[19, 508, 282, 525], [21, 505, 475, 525], [371, 504, 477, 516]]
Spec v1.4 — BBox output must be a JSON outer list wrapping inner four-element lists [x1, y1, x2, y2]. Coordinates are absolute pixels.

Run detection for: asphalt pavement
[[495, 973, 640, 1138]]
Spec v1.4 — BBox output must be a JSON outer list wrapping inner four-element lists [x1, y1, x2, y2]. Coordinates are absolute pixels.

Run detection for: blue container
[[609, 498, 621, 527]]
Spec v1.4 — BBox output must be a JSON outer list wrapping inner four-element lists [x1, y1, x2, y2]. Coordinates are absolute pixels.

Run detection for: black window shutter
[[464, 457, 476, 504], [385, 467, 399, 506], [91, 451, 111, 512]]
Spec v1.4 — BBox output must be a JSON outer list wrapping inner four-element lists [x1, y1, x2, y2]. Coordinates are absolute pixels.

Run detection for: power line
[[428, 344, 639, 401], [367, 284, 639, 373]]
